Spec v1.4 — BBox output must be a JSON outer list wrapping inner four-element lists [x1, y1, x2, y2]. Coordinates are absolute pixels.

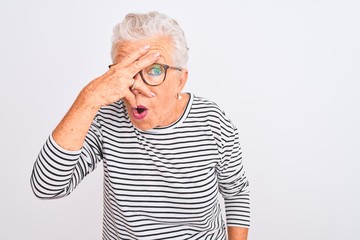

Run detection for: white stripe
[[30, 93, 250, 239]]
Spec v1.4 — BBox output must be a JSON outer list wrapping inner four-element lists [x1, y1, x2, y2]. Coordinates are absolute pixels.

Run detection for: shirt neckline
[[135, 92, 193, 134]]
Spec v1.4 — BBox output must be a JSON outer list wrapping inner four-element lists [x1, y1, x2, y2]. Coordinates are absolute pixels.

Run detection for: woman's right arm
[[30, 45, 160, 199], [53, 45, 159, 151]]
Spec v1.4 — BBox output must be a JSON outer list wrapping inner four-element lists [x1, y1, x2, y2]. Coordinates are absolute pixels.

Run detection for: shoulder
[[188, 94, 239, 148], [191, 95, 225, 117], [190, 95, 235, 129]]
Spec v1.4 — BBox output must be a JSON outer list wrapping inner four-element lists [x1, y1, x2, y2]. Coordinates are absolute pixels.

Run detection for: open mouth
[[136, 107, 146, 114], [132, 105, 148, 120]]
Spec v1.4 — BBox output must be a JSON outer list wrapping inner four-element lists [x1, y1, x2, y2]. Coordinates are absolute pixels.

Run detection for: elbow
[[30, 174, 70, 200]]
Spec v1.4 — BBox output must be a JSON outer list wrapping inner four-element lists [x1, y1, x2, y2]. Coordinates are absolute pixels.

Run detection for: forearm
[[53, 87, 99, 151], [227, 226, 248, 240], [53, 45, 161, 150]]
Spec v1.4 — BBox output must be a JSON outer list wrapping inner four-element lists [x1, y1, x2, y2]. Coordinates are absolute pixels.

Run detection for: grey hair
[[111, 11, 189, 68]]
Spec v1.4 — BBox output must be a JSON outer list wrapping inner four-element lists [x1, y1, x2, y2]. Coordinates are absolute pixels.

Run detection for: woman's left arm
[[227, 226, 249, 240], [216, 119, 251, 238]]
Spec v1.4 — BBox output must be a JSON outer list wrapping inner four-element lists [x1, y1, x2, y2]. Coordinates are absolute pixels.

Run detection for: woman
[[31, 11, 250, 240]]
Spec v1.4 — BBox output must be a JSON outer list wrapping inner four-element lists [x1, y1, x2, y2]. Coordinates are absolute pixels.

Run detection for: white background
[[1, 0, 359, 239]]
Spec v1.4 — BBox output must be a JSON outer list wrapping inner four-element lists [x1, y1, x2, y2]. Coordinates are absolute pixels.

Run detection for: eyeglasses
[[139, 63, 182, 86], [109, 63, 182, 86]]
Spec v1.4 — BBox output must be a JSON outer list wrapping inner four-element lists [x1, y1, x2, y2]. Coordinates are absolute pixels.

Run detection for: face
[[114, 37, 188, 131]]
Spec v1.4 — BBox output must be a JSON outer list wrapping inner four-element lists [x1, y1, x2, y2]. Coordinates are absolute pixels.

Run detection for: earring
[[176, 93, 182, 100]]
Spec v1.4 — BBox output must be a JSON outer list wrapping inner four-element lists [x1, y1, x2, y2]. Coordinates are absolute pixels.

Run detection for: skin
[[115, 37, 189, 131], [53, 42, 158, 150], [228, 226, 249, 240], [51, 36, 248, 240]]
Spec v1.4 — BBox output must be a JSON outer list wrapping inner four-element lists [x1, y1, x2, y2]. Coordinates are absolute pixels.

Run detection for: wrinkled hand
[[83, 45, 160, 108]]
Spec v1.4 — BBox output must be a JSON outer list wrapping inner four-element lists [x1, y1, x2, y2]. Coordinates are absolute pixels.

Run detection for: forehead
[[115, 37, 174, 63]]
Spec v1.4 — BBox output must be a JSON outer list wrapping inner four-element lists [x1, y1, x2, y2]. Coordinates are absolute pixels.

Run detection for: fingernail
[[153, 52, 160, 58], [151, 92, 156, 97], [143, 45, 150, 50]]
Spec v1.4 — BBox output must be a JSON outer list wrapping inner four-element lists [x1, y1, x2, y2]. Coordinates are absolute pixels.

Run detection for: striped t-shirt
[[31, 93, 250, 240]]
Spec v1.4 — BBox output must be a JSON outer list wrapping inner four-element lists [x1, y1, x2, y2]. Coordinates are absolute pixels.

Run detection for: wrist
[[79, 86, 102, 111]]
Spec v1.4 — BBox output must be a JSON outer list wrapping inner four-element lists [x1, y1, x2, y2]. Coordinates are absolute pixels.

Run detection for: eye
[[147, 64, 164, 76]]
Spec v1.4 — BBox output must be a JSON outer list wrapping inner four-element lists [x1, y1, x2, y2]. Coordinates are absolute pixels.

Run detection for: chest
[[102, 127, 221, 182]]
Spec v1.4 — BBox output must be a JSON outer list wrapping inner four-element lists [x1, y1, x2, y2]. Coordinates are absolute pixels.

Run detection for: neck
[[158, 93, 189, 127]]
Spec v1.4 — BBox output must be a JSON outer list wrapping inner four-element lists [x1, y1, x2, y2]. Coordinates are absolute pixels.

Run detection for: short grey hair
[[111, 11, 189, 68]]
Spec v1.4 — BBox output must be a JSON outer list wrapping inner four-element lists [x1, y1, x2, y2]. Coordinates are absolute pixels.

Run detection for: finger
[[113, 45, 151, 68], [128, 52, 161, 76], [129, 78, 136, 90], [130, 79, 156, 98], [123, 90, 137, 108]]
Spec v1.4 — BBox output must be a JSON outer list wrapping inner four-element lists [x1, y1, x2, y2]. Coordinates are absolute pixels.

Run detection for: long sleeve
[[216, 122, 250, 228], [30, 117, 103, 199]]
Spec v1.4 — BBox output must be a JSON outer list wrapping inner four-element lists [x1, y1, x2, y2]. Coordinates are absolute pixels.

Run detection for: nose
[[132, 73, 143, 95], [134, 72, 144, 88], [134, 72, 142, 81]]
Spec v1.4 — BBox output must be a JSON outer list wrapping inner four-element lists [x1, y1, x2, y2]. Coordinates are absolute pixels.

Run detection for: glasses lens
[[142, 64, 166, 85]]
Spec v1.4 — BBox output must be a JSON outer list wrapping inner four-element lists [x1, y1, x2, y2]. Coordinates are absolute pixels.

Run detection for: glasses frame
[[108, 63, 182, 87], [139, 63, 182, 86]]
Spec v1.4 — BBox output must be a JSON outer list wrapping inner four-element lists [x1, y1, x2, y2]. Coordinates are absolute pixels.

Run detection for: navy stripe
[[30, 93, 250, 239]]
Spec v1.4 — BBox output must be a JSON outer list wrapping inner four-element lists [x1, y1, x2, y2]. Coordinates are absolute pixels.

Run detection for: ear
[[177, 69, 188, 92]]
